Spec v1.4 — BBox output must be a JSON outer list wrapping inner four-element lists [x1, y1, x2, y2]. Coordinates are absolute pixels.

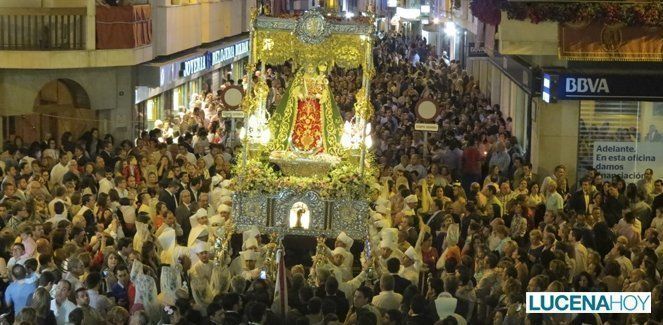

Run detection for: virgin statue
[[269, 62, 344, 155]]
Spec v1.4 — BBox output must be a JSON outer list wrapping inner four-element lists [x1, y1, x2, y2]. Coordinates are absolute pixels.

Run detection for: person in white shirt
[[50, 154, 69, 186], [651, 206, 663, 234], [62, 257, 85, 290], [371, 274, 403, 312], [51, 279, 77, 325], [541, 165, 566, 197], [46, 201, 68, 225], [48, 186, 70, 217], [568, 228, 588, 277], [6, 243, 28, 272], [545, 180, 564, 214], [605, 243, 634, 276], [96, 169, 114, 195], [114, 176, 129, 199], [177, 144, 197, 165]]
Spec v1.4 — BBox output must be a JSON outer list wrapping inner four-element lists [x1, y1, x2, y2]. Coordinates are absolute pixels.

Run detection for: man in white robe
[[328, 247, 352, 282], [158, 228, 188, 306], [377, 228, 404, 273], [189, 242, 214, 311], [399, 246, 422, 285], [240, 250, 262, 281]]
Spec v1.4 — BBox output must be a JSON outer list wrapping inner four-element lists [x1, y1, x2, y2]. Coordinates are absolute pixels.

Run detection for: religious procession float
[[215, 2, 383, 276]]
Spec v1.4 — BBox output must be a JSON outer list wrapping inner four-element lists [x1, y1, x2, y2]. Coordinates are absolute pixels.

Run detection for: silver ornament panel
[[232, 190, 369, 239], [232, 192, 269, 233], [330, 199, 370, 238]]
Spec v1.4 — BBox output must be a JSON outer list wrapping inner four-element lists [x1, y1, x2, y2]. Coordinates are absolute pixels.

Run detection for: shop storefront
[[541, 73, 663, 182], [467, 52, 533, 158], [135, 36, 249, 131], [205, 38, 249, 91]]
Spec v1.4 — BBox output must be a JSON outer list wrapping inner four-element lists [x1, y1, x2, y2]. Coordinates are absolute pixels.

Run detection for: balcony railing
[[0, 7, 86, 50]]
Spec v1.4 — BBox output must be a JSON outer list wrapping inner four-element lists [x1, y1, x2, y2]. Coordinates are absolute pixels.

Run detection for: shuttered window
[[577, 101, 640, 179]]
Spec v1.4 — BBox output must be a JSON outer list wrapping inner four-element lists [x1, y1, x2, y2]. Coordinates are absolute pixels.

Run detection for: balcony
[[152, 0, 249, 57], [0, 0, 251, 69]]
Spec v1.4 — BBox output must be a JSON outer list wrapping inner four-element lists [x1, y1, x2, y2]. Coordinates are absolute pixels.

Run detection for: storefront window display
[[135, 37, 250, 133]]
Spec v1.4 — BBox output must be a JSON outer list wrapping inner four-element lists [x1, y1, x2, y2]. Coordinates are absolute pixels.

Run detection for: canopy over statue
[[232, 7, 379, 240]]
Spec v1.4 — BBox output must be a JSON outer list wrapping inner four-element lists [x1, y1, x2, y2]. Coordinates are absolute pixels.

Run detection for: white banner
[[593, 141, 662, 182]]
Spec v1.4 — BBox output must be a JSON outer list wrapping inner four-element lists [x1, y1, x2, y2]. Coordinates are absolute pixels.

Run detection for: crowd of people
[[0, 31, 661, 325]]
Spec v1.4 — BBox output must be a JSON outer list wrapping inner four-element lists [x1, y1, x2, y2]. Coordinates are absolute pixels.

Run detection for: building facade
[[455, 0, 663, 184], [0, 0, 252, 145]]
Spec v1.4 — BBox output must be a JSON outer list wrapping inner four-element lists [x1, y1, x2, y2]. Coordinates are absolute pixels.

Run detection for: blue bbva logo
[[526, 292, 651, 314]]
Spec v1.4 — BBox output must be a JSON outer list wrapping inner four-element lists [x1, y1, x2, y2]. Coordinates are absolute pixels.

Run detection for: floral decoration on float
[[231, 159, 379, 201]]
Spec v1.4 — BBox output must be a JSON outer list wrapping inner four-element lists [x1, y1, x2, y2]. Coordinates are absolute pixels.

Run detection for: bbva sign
[[565, 78, 610, 94]]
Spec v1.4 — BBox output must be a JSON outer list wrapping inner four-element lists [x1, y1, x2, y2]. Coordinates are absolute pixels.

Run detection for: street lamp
[[444, 21, 456, 35]]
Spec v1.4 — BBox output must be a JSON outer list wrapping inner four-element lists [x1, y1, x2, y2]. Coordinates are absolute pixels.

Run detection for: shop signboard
[[592, 141, 662, 182], [180, 54, 210, 78], [210, 40, 250, 67], [235, 40, 249, 57], [211, 46, 235, 66], [467, 42, 488, 58], [554, 74, 663, 101], [542, 73, 555, 103]]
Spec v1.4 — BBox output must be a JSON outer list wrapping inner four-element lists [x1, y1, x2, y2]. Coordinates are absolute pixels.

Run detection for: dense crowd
[[0, 32, 661, 325]]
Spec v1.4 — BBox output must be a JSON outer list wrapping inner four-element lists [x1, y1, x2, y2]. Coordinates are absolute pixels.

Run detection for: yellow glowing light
[[289, 202, 310, 229]]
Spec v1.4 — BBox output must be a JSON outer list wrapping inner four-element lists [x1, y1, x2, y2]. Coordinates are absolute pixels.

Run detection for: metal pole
[[359, 119, 367, 176], [423, 131, 428, 159], [230, 118, 236, 147], [359, 36, 373, 177], [242, 23, 256, 170]]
